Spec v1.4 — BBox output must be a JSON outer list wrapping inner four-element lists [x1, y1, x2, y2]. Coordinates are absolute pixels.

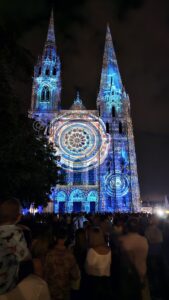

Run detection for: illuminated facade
[[29, 12, 140, 212]]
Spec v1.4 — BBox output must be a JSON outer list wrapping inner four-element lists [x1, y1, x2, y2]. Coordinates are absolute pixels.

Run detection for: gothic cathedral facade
[[29, 11, 140, 213]]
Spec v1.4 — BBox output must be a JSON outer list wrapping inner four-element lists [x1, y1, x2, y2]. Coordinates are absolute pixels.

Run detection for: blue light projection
[[87, 190, 98, 202], [105, 173, 129, 197], [56, 191, 67, 202], [49, 110, 110, 172], [30, 10, 61, 113], [97, 26, 123, 115], [30, 15, 141, 213], [70, 189, 85, 202]]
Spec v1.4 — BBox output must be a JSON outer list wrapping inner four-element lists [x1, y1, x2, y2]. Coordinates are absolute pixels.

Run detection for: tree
[[0, 114, 61, 207], [0, 26, 62, 208]]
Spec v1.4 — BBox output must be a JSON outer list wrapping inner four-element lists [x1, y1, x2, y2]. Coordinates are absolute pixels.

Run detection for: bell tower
[[97, 26, 124, 120], [30, 10, 61, 119], [97, 26, 140, 212]]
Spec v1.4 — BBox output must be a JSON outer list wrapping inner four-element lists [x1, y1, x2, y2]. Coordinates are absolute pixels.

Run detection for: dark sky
[[1, 0, 169, 201]]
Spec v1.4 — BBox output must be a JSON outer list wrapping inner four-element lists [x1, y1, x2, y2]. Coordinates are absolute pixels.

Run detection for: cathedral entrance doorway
[[73, 202, 82, 212]]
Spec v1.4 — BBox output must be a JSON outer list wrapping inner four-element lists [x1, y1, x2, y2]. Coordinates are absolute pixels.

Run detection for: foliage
[[0, 26, 61, 208], [0, 113, 61, 207]]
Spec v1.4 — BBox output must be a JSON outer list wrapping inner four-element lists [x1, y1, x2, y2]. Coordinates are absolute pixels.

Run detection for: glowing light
[[87, 190, 98, 202], [154, 207, 165, 217], [49, 112, 110, 172], [29, 14, 141, 213], [97, 26, 123, 114], [70, 189, 85, 202], [56, 191, 67, 202], [105, 173, 129, 197], [30, 10, 61, 113]]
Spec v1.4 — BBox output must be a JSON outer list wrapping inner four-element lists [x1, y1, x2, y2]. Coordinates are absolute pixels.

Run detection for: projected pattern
[[50, 112, 110, 172], [30, 12, 141, 213]]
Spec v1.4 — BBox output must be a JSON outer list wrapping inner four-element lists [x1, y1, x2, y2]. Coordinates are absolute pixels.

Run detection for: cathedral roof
[[70, 92, 86, 110]]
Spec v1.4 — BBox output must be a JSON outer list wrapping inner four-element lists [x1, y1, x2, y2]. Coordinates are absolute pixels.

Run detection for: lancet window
[[41, 86, 50, 102]]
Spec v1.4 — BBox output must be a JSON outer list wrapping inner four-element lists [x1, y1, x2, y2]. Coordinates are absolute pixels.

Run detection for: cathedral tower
[[30, 10, 61, 121], [97, 26, 140, 211]]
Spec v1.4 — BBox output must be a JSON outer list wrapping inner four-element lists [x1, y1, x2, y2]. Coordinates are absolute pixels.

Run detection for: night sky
[[1, 0, 169, 201]]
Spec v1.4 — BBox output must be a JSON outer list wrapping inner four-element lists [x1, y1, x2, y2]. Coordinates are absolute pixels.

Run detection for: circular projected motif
[[105, 173, 129, 197], [62, 126, 94, 155], [51, 113, 110, 172]]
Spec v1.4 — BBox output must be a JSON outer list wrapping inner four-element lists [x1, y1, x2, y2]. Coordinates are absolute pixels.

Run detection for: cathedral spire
[[101, 25, 122, 91], [43, 9, 56, 58], [97, 25, 123, 115], [46, 9, 55, 43], [70, 91, 86, 110]]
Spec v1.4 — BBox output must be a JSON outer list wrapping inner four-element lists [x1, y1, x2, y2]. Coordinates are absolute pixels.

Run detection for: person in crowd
[[85, 227, 112, 300], [44, 227, 80, 300], [119, 217, 150, 300], [69, 228, 87, 300], [145, 214, 163, 254], [71, 228, 87, 271], [31, 231, 53, 278], [0, 198, 30, 295], [17, 222, 32, 250], [145, 215, 169, 299], [0, 260, 51, 300]]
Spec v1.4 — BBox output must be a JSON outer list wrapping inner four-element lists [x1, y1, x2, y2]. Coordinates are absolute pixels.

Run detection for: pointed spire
[[46, 9, 55, 43], [74, 92, 82, 105], [99, 25, 123, 93], [43, 9, 57, 60], [70, 92, 86, 110]]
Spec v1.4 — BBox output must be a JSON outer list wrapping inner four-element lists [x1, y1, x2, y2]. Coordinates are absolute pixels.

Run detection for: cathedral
[[29, 11, 140, 213]]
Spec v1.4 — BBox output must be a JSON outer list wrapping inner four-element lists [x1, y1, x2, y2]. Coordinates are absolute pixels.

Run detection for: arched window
[[106, 122, 109, 133], [46, 89, 50, 101], [45, 68, 50, 76], [119, 121, 123, 134], [41, 89, 45, 101], [112, 106, 116, 117], [41, 86, 50, 102], [110, 76, 113, 85], [53, 67, 56, 75]]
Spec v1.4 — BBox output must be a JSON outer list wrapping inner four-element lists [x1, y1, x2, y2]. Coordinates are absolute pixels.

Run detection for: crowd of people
[[0, 199, 169, 300]]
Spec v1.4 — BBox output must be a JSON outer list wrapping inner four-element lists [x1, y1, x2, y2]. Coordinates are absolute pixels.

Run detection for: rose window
[[64, 128, 90, 153], [50, 113, 110, 172]]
